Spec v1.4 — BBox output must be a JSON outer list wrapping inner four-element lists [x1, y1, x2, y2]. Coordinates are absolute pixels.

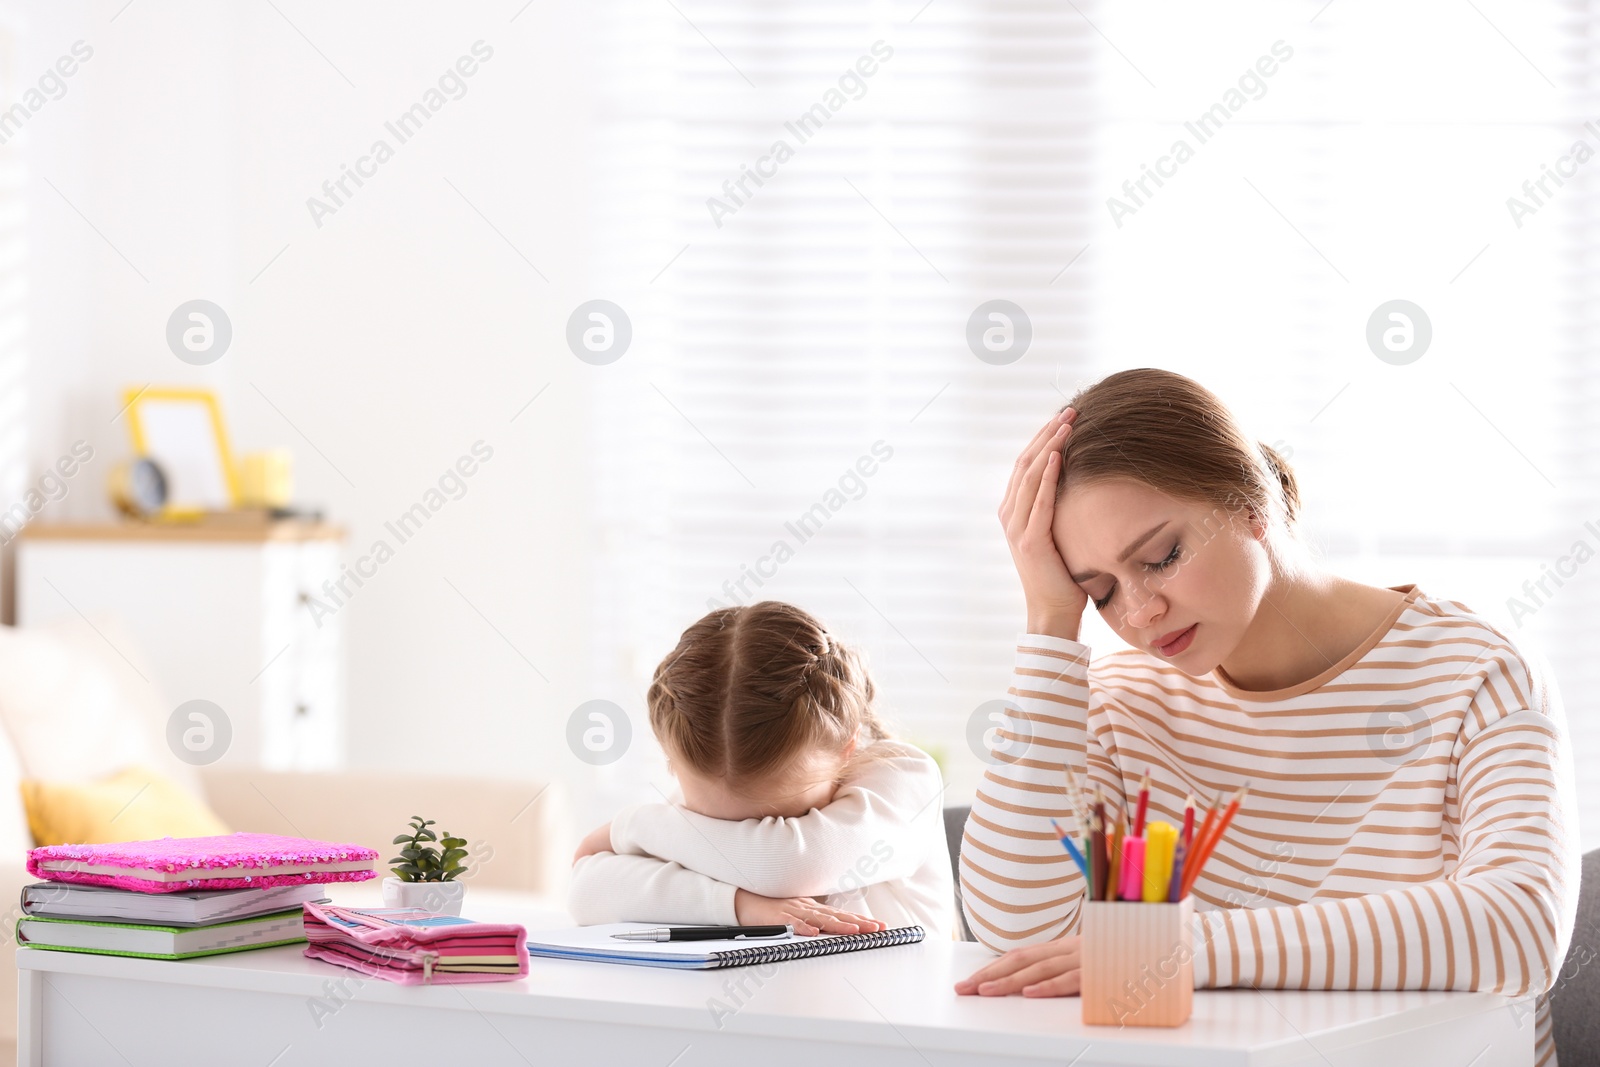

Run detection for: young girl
[[956, 369, 1578, 1066], [569, 600, 954, 939]]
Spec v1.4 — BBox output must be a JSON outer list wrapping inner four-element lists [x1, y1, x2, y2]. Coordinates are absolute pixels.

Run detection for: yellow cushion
[[21, 765, 229, 846]]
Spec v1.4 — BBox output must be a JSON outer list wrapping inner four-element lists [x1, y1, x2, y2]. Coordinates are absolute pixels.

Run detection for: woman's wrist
[[1026, 611, 1081, 642]]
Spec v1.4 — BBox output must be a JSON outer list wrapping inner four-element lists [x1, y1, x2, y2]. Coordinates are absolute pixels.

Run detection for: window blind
[[586, 0, 1599, 840]]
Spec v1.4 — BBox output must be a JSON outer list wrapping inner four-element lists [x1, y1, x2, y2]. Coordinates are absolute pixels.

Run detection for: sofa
[[0, 617, 570, 1059]]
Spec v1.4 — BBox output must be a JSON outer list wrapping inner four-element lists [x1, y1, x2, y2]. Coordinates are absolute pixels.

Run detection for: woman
[[955, 368, 1578, 1066]]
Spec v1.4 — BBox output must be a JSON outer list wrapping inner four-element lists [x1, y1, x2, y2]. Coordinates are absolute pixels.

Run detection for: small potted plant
[[383, 816, 471, 915]]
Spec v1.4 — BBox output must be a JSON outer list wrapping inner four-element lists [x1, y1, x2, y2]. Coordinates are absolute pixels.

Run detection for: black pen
[[610, 925, 793, 942]]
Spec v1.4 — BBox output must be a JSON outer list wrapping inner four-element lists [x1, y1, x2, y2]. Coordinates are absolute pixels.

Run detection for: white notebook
[[21, 881, 328, 926], [526, 922, 924, 970]]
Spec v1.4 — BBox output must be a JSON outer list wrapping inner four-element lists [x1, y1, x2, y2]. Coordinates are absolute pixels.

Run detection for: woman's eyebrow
[[1069, 521, 1169, 583]]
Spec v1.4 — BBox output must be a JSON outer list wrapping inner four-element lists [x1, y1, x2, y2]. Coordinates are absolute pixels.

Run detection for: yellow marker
[[1143, 821, 1177, 902]]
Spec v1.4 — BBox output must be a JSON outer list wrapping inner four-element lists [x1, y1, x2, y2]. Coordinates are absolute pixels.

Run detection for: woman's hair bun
[[1257, 441, 1300, 525]]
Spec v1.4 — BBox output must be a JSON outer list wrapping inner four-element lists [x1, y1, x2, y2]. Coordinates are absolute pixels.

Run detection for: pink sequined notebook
[[27, 833, 379, 894]]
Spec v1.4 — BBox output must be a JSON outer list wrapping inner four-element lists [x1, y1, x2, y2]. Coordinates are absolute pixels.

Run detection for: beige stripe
[[964, 898, 1074, 945], [1092, 666, 1490, 717], [960, 875, 1079, 918], [1444, 881, 1482, 989], [1332, 899, 1360, 988], [1403, 889, 1431, 988], [1017, 644, 1089, 667], [1380, 894, 1406, 988], [1290, 905, 1311, 990], [1267, 906, 1288, 988], [1357, 895, 1383, 986], [1009, 686, 1088, 711], [1419, 883, 1457, 988], [1479, 882, 1538, 991], [969, 787, 1073, 822], [1314, 904, 1336, 988]]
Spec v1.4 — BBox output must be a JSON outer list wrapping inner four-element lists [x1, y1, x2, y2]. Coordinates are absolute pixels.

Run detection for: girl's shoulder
[[859, 736, 933, 759], [846, 738, 940, 781]]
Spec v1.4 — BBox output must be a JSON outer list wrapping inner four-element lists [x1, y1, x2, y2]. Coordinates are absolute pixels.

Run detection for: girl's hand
[[953, 936, 1082, 997], [1000, 409, 1086, 639], [734, 888, 886, 937], [572, 822, 614, 864]]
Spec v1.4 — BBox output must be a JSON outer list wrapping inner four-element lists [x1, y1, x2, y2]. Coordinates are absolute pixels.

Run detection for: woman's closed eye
[[1090, 543, 1182, 610]]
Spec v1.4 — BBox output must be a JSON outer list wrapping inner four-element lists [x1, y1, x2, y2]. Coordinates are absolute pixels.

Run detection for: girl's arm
[[567, 851, 895, 934], [958, 633, 1123, 952], [567, 851, 739, 926], [1194, 651, 1579, 997], [606, 742, 944, 899]]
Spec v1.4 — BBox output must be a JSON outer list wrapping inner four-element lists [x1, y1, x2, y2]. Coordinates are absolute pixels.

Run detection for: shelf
[[20, 518, 346, 544]]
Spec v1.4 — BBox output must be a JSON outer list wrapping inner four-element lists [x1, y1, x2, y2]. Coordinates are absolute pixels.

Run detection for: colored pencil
[[1181, 784, 1249, 899], [1049, 818, 1091, 885], [1132, 770, 1151, 837], [1166, 838, 1187, 902], [1180, 794, 1195, 851], [1184, 793, 1220, 892], [1118, 836, 1145, 901], [1106, 809, 1126, 901], [1092, 788, 1106, 897], [1089, 810, 1104, 901]]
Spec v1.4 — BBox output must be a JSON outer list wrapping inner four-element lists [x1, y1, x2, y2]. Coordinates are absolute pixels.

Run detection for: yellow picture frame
[[122, 387, 240, 520]]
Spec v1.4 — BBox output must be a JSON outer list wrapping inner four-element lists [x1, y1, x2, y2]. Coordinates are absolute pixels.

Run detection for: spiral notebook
[[526, 923, 924, 970]]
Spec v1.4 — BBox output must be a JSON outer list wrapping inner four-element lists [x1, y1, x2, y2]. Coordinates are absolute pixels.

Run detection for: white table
[[16, 902, 1536, 1067]]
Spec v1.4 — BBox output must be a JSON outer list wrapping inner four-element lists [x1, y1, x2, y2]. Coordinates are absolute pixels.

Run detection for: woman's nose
[[1124, 586, 1166, 630]]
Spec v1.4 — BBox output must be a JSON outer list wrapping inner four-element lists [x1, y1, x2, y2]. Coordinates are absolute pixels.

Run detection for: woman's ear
[[1244, 504, 1270, 542]]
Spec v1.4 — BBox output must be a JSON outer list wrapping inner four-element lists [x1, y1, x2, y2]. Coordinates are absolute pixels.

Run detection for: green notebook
[[16, 907, 306, 960]]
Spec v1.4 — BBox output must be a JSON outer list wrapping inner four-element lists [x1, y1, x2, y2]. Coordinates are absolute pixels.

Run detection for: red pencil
[[1132, 770, 1151, 837], [1180, 793, 1195, 851], [1181, 784, 1249, 899]]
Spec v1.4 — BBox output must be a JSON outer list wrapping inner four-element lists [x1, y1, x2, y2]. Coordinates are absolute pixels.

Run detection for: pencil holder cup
[[1080, 898, 1193, 1027]]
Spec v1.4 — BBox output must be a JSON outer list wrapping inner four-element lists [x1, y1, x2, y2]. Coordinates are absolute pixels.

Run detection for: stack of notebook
[[19, 832, 378, 960], [302, 902, 529, 984]]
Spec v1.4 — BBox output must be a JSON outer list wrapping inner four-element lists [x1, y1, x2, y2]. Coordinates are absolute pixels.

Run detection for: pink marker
[[1118, 836, 1146, 901]]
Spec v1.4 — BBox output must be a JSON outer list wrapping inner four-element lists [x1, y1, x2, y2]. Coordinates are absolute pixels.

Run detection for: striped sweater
[[960, 585, 1579, 1066]]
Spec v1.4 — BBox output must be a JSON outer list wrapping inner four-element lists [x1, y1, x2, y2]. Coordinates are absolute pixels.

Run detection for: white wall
[[18, 1, 603, 786]]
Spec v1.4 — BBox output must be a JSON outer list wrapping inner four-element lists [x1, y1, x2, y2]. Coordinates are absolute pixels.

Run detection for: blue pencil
[[1049, 818, 1092, 887]]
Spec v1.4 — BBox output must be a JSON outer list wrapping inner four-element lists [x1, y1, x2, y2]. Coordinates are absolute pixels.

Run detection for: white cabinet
[[15, 522, 345, 770]]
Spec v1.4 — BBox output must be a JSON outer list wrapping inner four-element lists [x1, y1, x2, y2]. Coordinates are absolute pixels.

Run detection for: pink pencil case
[[27, 833, 379, 893], [302, 902, 530, 985]]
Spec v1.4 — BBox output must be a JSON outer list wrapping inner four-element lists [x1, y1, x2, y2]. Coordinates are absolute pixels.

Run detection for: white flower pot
[[381, 877, 465, 916]]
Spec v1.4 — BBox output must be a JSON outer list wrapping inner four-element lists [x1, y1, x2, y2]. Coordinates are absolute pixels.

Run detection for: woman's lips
[[1154, 624, 1197, 657]]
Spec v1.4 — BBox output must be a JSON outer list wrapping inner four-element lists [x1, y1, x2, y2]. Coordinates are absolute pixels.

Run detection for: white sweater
[[568, 739, 955, 938]]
